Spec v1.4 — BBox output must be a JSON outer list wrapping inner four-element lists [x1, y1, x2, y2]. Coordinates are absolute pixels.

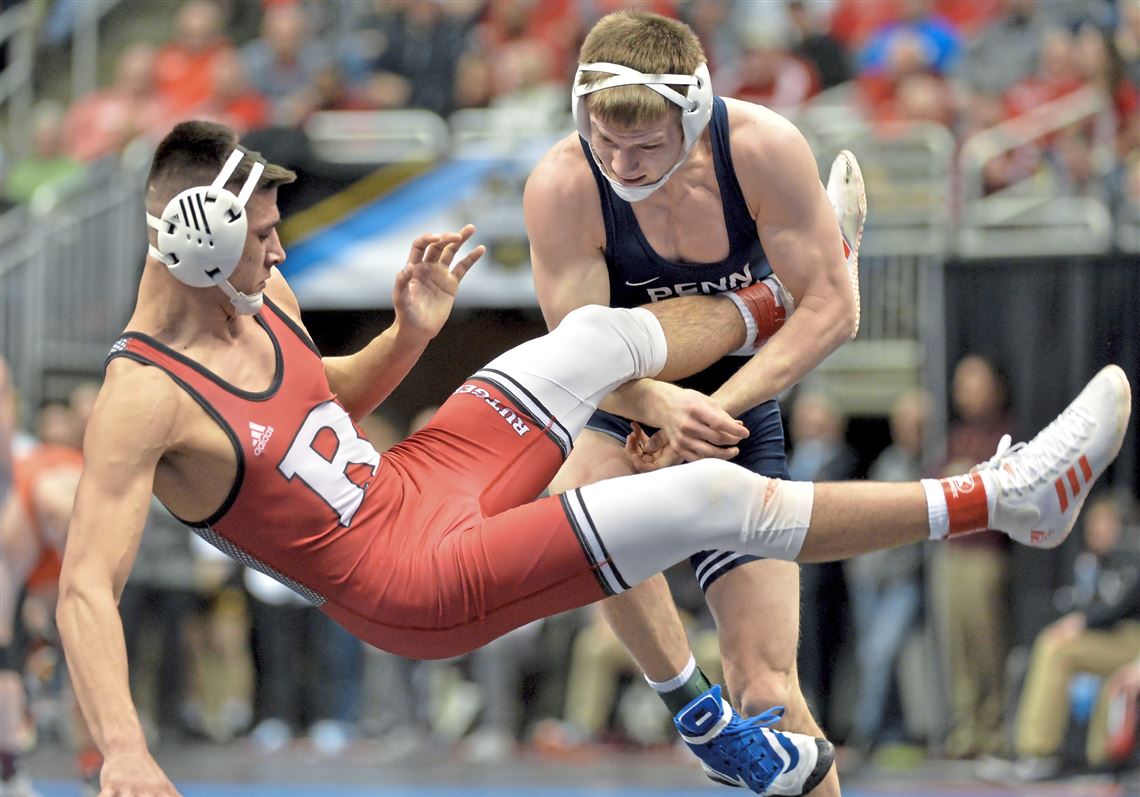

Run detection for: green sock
[[649, 658, 714, 714]]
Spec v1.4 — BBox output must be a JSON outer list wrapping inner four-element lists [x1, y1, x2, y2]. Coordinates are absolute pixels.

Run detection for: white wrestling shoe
[[826, 150, 866, 338], [982, 364, 1132, 549]]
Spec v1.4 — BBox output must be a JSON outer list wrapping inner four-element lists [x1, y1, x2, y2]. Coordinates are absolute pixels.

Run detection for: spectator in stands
[[989, 492, 1140, 781], [154, 0, 234, 117], [1089, 658, 1140, 770], [956, 0, 1051, 178], [474, 0, 580, 93], [34, 402, 81, 450], [241, 2, 330, 126], [1073, 23, 1140, 161], [360, 0, 478, 117], [980, 28, 1084, 194], [787, 0, 852, 91], [934, 354, 1016, 759], [859, 0, 962, 78], [356, 407, 439, 758], [194, 48, 271, 134], [728, 25, 818, 116], [1117, 1, 1140, 88], [843, 390, 930, 758], [246, 568, 364, 757], [2, 101, 84, 206], [62, 42, 168, 162], [181, 551, 253, 745], [453, 47, 496, 111], [857, 7, 958, 128], [787, 391, 858, 728], [455, 619, 547, 763], [681, 0, 739, 77], [956, 0, 1049, 100]]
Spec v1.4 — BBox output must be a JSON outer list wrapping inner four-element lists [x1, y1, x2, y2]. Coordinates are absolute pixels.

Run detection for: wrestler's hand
[[624, 423, 678, 472], [647, 382, 747, 463], [393, 224, 485, 341], [99, 749, 180, 796]]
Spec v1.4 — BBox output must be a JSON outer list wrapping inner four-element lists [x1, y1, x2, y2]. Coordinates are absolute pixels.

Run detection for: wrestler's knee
[[729, 661, 796, 719], [556, 305, 665, 379]]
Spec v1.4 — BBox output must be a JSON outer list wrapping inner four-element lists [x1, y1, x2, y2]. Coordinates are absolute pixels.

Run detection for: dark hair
[[146, 120, 295, 210]]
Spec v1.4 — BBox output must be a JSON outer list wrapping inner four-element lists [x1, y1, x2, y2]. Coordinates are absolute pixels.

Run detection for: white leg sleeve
[[565, 460, 814, 591], [478, 305, 667, 440]]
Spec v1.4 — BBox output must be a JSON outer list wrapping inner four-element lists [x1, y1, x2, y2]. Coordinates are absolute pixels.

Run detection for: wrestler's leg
[[548, 431, 692, 684], [708, 562, 841, 796], [478, 301, 743, 443]]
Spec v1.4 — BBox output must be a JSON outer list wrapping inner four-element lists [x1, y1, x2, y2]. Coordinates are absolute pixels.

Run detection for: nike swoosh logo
[[702, 764, 748, 789], [625, 277, 660, 287]]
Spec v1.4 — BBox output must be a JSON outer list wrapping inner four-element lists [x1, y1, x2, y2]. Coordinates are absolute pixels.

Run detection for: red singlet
[[107, 300, 607, 658]]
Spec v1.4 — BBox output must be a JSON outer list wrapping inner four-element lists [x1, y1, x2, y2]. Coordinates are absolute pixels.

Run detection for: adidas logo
[[249, 421, 274, 456], [1053, 454, 1092, 513]]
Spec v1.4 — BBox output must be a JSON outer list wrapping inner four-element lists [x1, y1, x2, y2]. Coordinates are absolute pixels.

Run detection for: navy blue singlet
[[580, 96, 788, 589]]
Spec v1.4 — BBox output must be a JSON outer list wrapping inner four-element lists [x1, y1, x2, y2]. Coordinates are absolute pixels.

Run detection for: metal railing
[[0, 0, 122, 160], [957, 84, 1117, 257], [0, 152, 146, 420]]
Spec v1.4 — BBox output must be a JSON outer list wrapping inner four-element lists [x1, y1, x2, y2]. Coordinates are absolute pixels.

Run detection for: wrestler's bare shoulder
[[95, 357, 183, 450], [525, 133, 599, 214], [722, 97, 811, 170]]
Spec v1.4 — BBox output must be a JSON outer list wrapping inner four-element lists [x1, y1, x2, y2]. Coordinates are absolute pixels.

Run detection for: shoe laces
[[724, 705, 785, 738], [721, 705, 789, 780], [982, 406, 1093, 498]]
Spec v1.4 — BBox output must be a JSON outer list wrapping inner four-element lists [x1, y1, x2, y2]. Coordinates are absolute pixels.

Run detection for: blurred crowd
[[1, 0, 1138, 792], [2, 0, 1138, 210], [1, 348, 1137, 790]]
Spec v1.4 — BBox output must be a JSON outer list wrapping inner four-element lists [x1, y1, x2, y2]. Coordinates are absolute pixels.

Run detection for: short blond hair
[[578, 11, 706, 130]]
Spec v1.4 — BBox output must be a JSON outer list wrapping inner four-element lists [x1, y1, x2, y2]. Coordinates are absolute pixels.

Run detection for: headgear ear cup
[[146, 148, 267, 314], [572, 62, 713, 202]]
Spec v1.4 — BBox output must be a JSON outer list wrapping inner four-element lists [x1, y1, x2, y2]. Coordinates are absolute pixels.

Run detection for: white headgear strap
[[573, 61, 713, 202], [146, 147, 267, 315]]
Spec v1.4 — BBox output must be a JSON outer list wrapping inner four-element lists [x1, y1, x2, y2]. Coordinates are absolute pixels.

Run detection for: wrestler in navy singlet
[[581, 96, 788, 591]]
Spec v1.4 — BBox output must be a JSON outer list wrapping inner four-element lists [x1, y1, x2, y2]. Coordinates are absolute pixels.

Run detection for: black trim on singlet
[[105, 349, 246, 529], [110, 315, 284, 402], [263, 296, 321, 357], [470, 370, 573, 458], [559, 492, 616, 597], [573, 490, 629, 591]]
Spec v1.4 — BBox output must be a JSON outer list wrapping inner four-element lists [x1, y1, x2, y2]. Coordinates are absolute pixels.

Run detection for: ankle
[[647, 654, 714, 714], [922, 471, 996, 539]]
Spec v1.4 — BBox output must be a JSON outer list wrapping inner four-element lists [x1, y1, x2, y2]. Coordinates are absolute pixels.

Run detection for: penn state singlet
[[581, 96, 774, 394]]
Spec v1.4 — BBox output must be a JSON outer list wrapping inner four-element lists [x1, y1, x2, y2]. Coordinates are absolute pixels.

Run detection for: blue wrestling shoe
[[674, 685, 834, 796]]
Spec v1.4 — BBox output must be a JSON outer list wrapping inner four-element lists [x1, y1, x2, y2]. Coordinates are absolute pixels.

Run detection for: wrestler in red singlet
[[109, 298, 606, 659]]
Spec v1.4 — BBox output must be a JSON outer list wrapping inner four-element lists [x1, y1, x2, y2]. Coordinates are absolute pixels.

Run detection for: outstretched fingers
[[407, 232, 441, 265], [450, 244, 485, 282]]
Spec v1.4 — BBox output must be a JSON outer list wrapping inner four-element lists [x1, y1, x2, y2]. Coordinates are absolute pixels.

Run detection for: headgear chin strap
[[146, 148, 267, 315], [572, 61, 713, 202]]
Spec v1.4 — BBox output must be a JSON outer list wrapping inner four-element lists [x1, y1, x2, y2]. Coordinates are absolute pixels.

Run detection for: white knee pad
[[576, 461, 815, 590], [740, 476, 814, 561], [481, 305, 667, 439], [556, 304, 667, 381]]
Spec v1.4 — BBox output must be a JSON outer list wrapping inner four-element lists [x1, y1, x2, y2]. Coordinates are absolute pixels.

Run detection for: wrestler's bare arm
[[526, 141, 745, 458], [712, 102, 856, 417], [267, 230, 484, 422], [56, 360, 181, 795]]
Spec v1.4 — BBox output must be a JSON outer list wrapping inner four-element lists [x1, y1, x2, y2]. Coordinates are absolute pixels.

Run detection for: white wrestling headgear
[[146, 148, 267, 315], [572, 61, 713, 202]]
